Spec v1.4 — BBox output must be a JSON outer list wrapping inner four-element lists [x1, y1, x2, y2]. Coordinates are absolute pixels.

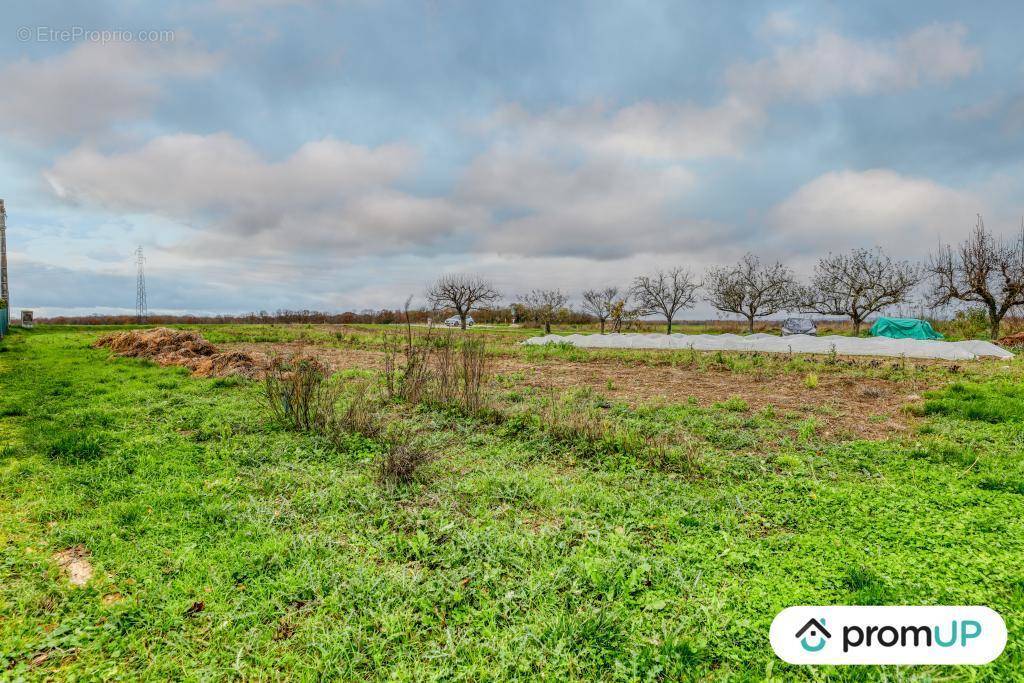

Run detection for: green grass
[[925, 382, 1024, 423], [1, 327, 1023, 679]]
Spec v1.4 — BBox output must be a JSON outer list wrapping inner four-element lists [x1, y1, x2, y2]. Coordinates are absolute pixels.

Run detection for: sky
[[3, 0, 1024, 318]]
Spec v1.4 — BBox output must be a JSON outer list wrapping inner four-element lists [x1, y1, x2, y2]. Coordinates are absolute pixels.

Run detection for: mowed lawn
[[1, 327, 1023, 680]]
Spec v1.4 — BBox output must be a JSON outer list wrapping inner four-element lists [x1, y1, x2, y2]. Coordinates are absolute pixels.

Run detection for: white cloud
[[487, 22, 980, 169], [45, 133, 482, 254], [768, 169, 980, 256], [488, 96, 761, 162], [458, 94, 757, 259], [47, 133, 414, 215], [458, 144, 720, 258], [0, 40, 218, 142], [32, 19, 991, 300], [728, 23, 979, 103]]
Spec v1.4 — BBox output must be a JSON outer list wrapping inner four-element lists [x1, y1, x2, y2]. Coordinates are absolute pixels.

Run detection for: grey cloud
[[45, 133, 484, 256], [458, 145, 729, 259], [486, 97, 763, 162], [727, 23, 979, 103], [0, 40, 218, 142], [764, 169, 1024, 260]]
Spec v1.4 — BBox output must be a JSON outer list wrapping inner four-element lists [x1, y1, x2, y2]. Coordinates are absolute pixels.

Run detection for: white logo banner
[[770, 606, 1006, 665]]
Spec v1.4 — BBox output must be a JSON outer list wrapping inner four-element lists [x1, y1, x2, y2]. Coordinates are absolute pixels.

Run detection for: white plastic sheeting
[[522, 332, 1014, 361]]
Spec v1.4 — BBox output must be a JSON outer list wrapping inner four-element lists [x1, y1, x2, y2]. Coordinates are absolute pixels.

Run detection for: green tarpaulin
[[869, 317, 943, 340]]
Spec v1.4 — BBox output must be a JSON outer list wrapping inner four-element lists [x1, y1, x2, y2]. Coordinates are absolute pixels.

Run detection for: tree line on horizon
[[426, 216, 1024, 338], [36, 217, 1024, 339]]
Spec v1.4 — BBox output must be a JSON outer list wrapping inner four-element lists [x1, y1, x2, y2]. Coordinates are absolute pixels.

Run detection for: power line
[[135, 246, 147, 323]]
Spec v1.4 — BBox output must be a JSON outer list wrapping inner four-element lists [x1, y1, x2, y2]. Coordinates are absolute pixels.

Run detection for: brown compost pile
[[92, 328, 265, 378]]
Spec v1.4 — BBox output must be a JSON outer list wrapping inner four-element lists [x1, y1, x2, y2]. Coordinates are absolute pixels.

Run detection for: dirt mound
[[191, 350, 266, 378], [93, 328, 264, 378], [998, 332, 1024, 348]]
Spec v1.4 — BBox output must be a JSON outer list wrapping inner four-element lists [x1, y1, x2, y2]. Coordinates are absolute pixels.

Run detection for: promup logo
[[770, 606, 1006, 665], [795, 618, 831, 652]]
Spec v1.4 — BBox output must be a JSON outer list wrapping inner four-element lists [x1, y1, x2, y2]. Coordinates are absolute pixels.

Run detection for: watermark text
[[17, 26, 175, 44]]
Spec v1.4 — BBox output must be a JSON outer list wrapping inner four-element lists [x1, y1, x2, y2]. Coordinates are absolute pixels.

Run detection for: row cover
[[522, 332, 1013, 361]]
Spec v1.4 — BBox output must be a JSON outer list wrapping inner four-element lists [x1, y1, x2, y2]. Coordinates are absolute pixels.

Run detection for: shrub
[[382, 326, 492, 415], [264, 356, 339, 432], [804, 373, 819, 389], [457, 337, 489, 413], [382, 329, 433, 404], [377, 430, 434, 486], [945, 307, 991, 340]]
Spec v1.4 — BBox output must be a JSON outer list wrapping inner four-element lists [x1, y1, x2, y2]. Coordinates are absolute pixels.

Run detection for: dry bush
[[377, 429, 434, 486], [431, 330, 458, 404], [264, 356, 340, 431], [382, 324, 491, 414], [383, 329, 434, 404]]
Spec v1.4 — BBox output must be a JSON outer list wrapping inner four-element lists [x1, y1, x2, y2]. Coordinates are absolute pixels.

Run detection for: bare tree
[[705, 254, 798, 333], [581, 287, 620, 333], [799, 247, 920, 336], [426, 274, 501, 330], [927, 216, 1024, 339], [631, 267, 699, 334], [521, 288, 568, 334]]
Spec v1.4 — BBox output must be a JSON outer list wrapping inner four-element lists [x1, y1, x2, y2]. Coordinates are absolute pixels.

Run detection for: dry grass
[[94, 328, 263, 378], [263, 356, 339, 432], [381, 327, 492, 414], [329, 381, 382, 440], [377, 429, 434, 486]]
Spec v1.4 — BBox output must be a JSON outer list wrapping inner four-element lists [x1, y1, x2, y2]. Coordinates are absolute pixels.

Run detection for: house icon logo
[[796, 618, 831, 652]]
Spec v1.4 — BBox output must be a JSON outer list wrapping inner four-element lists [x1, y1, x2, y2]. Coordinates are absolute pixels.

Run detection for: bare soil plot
[[225, 341, 938, 440]]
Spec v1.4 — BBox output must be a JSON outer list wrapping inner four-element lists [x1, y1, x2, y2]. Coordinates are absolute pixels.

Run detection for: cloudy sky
[[4, 1, 1024, 317]]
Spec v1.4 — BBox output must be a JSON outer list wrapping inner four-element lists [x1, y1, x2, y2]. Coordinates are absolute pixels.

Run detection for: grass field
[[2, 324, 1023, 680]]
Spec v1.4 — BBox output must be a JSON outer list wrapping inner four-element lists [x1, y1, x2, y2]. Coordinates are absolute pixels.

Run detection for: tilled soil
[[225, 342, 938, 440]]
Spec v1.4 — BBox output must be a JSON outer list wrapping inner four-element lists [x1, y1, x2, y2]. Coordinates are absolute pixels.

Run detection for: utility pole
[[0, 199, 8, 306], [135, 246, 147, 324]]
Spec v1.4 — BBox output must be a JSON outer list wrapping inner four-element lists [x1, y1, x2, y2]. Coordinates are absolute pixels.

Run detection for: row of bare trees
[[426, 217, 1024, 338]]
